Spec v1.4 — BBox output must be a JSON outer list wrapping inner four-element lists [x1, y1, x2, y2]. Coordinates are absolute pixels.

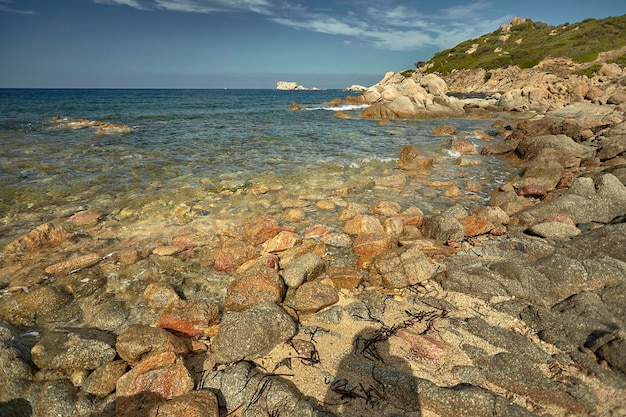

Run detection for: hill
[[420, 15, 626, 76]]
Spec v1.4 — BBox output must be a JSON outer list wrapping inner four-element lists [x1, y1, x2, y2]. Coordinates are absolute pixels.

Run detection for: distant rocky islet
[[2, 18, 626, 417]]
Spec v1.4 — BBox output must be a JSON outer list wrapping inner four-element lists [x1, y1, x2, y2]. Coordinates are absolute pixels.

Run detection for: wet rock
[[23, 379, 80, 417], [398, 145, 435, 171], [303, 224, 331, 239], [143, 282, 181, 309], [527, 221, 581, 238], [276, 240, 327, 269], [31, 328, 116, 371], [352, 232, 395, 257], [292, 280, 339, 313], [214, 240, 259, 273], [3, 222, 69, 255], [451, 139, 478, 154], [156, 299, 220, 336], [82, 359, 128, 396], [383, 216, 404, 236], [0, 321, 33, 403], [431, 124, 457, 136], [79, 292, 130, 333], [343, 214, 384, 235], [116, 325, 189, 365], [152, 245, 185, 256], [370, 201, 402, 216], [44, 252, 102, 276], [224, 265, 285, 312], [262, 230, 301, 253], [320, 231, 352, 247], [423, 214, 464, 243], [66, 210, 101, 226], [281, 253, 325, 288], [369, 245, 433, 289], [116, 352, 194, 415], [374, 172, 407, 188], [211, 302, 297, 363], [0, 285, 73, 327], [243, 215, 282, 245], [289, 102, 302, 110], [200, 361, 324, 416]]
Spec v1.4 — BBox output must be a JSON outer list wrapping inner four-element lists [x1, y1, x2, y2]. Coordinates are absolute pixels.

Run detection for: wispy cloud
[[0, 0, 34, 14], [91, 0, 511, 51]]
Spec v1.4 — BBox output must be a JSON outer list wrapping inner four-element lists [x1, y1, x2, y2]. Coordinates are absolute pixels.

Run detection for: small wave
[[305, 104, 370, 111], [443, 149, 461, 158]]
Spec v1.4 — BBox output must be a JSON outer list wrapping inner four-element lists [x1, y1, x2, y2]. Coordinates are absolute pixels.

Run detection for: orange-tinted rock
[[451, 139, 478, 155], [397, 329, 446, 359], [44, 252, 101, 276], [471, 129, 494, 141], [443, 186, 463, 197], [542, 214, 576, 227], [290, 102, 302, 111], [214, 241, 258, 272], [293, 280, 339, 313], [384, 217, 404, 237], [224, 265, 285, 311], [4, 223, 69, 254], [143, 282, 181, 309], [461, 216, 495, 237], [152, 245, 185, 256], [243, 215, 282, 245], [399, 206, 425, 227], [156, 299, 220, 337], [116, 356, 194, 415], [370, 201, 402, 216], [431, 125, 457, 136], [343, 214, 384, 235], [67, 210, 101, 226], [316, 200, 336, 210], [141, 390, 220, 417], [262, 230, 301, 253], [464, 180, 483, 193], [333, 111, 351, 119], [303, 224, 331, 239], [516, 184, 547, 198], [328, 266, 364, 289], [96, 123, 131, 134], [398, 145, 435, 171], [116, 325, 189, 365], [352, 233, 395, 257]]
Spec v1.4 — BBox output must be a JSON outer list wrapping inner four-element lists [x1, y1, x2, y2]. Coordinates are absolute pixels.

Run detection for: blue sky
[[1, 0, 625, 88]]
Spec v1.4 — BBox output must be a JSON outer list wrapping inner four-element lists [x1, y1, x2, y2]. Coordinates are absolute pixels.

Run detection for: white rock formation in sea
[[276, 81, 321, 91], [342, 85, 368, 92]]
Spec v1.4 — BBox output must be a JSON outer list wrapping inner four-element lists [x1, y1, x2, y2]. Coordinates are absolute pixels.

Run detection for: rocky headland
[[2, 21, 626, 417]]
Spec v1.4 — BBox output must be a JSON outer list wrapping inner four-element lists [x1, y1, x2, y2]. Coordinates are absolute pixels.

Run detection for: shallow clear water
[[0, 89, 516, 244]]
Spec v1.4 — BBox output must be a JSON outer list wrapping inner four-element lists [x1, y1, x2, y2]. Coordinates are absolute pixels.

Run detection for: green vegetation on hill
[[422, 14, 626, 75]]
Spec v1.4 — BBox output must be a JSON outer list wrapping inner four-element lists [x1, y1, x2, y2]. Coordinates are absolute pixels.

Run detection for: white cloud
[[91, 0, 511, 52], [0, 0, 34, 14]]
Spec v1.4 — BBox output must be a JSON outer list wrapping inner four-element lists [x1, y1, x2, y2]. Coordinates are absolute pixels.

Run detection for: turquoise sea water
[[0, 89, 516, 244]]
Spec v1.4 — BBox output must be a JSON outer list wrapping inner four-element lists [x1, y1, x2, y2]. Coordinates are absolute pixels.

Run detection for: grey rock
[[559, 223, 626, 262], [82, 359, 128, 396], [200, 361, 325, 417], [0, 285, 73, 327], [282, 253, 325, 288], [423, 214, 464, 243], [589, 331, 626, 375], [292, 280, 339, 314], [31, 328, 116, 371], [369, 245, 433, 289], [211, 302, 297, 363], [23, 379, 78, 417], [315, 305, 344, 324], [79, 292, 130, 334], [527, 221, 581, 238], [0, 321, 33, 402], [516, 134, 596, 168], [115, 324, 188, 365]]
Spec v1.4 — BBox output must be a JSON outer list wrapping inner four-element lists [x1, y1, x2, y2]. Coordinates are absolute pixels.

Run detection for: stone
[[152, 245, 185, 256], [156, 299, 219, 336], [200, 362, 324, 416], [0, 285, 73, 327], [139, 390, 219, 417], [369, 245, 433, 289], [31, 328, 116, 371], [214, 240, 258, 273], [303, 224, 331, 238], [79, 293, 130, 334], [82, 360, 128, 396], [398, 145, 435, 171], [431, 125, 457, 136], [370, 201, 402, 216], [292, 280, 339, 313], [3, 222, 69, 254], [262, 230, 301, 253], [328, 266, 364, 289], [281, 253, 325, 288], [243, 215, 282, 245], [116, 325, 188, 365], [383, 216, 404, 237], [422, 215, 465, 243], [0, 321, 33, 402], [352, 232, 395, 257], [223, 265, 284, 312], [116, 353, 194, 415], [66, 210, 101, 226], [143, 282, 181, 309], [343, 214, 384, 235], [289, 102, 302, 110], [44, 253, 102, 276], [451, 139, 477, 154], [527, 221, 581, 238], [211, 302, 297, 363], [461, 216, 494, 237], [320, 232, 352, 247], [516, 134, 595, 168]]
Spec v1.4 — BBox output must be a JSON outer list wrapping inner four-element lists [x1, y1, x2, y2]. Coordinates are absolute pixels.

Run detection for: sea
[[0, 89, 517, 246]]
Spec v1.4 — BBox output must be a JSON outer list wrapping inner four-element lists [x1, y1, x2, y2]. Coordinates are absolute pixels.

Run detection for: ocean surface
[[0, 89, 516, 246]]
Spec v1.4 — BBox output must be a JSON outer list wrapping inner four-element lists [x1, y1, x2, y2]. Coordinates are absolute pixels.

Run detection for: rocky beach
[[2, 51, 626, 417]]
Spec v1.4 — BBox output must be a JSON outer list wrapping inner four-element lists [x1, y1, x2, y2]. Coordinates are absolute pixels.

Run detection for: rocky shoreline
[[1, 67, 626, 416]]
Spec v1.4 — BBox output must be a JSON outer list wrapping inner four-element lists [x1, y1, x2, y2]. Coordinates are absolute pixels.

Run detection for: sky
[[1, 0, 625, 89]]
